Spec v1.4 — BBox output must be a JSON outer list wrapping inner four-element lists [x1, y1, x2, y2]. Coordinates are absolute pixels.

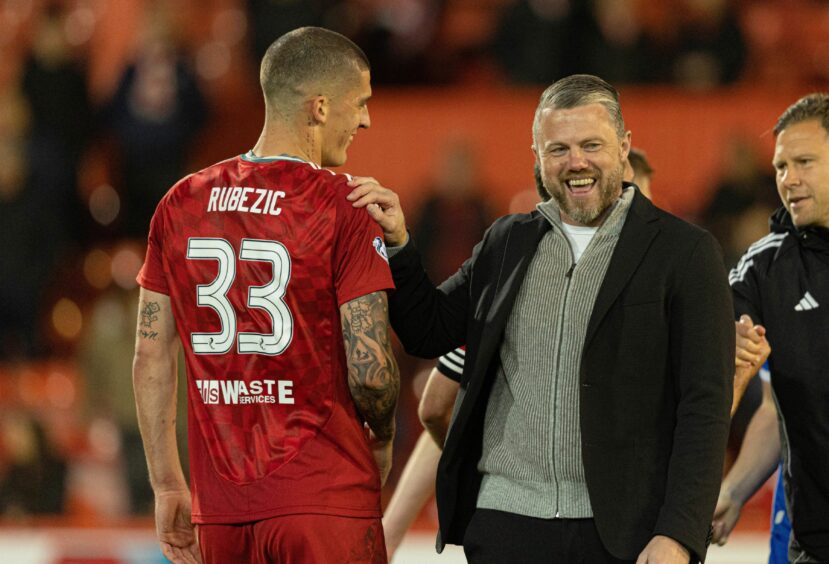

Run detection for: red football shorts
[[197, 513, 387, 563]]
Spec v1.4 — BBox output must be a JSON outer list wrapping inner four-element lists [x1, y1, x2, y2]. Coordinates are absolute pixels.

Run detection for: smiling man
[[348, 74, 734, 563], [133, 27, 399, 564], [714, 93, 829, 563]]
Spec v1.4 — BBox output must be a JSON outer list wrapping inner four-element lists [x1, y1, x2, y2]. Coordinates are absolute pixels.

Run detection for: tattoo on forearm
[[138, 300, 161, 340], [343, 292, 400, 441]]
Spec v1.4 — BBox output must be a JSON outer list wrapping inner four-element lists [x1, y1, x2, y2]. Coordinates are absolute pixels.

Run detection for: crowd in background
[[0, 0, 826, 523]]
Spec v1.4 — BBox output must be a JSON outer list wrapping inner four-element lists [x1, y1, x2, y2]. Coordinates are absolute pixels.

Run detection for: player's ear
[[309, 95, 329, 125]]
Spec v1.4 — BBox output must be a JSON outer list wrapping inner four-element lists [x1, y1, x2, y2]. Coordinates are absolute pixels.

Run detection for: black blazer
[[388, 190, 734, 561]]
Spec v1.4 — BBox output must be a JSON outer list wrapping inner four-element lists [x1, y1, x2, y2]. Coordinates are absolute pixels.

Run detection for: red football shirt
[[137, 152, 394, 524]]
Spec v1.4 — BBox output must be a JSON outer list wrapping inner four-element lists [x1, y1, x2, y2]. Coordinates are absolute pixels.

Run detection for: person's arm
[[712, 379, 780, 545], [132, 288, 201, 564], [383, 365, 461, 557], [348, 177, 476, 358], [382, 431, 442, 559], [418, 368, 461, 448], [644, 233, 734, 563], [731, 314, 771, 416], [340, 291, 400, 485]]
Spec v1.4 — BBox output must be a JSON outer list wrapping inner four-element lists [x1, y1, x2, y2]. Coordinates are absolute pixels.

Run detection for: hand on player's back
[[347, 177, 408, 246], [155, 489, 203, 564]]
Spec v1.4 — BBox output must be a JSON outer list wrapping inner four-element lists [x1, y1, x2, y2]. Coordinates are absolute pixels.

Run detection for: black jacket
[[730, 207, 829, 560], [388, 190, 734, 561]]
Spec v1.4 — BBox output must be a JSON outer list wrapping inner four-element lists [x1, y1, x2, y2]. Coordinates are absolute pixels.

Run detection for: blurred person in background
[[0, 411, 67, 516], [103, 4, 207, 238], [624, 146, 653, 199], [22, 3, 91, 243], [411, 141, 492, 283], [246, 0, 335, 62], [669, 0, 746, 89], [713, 93, 829, 563], [699, 136, 778, 268], [79, 286, 189, 516], [0, 86, 74, 359], [492, 0, 583, 84], [351, 74, 733, 563], [22, 3, 92, 166], [133, 27, 398, 563]]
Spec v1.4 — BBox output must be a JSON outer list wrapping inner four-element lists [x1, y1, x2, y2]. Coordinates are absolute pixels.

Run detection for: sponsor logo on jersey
[[195, 379, 295, 405], [373, 236, 389, 263]]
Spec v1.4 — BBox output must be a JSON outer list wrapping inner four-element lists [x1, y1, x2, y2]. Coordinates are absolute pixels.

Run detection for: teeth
[[568, 178, 594, 187]]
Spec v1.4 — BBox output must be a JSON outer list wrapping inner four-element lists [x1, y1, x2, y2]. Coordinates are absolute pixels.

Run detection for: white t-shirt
[[561, 222, 598, 263]]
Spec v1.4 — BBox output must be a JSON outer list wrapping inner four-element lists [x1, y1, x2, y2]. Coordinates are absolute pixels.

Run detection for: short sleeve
[[136, 202, 171, 295], [334, 190, 394, 306], [436, 346, 465, 382]]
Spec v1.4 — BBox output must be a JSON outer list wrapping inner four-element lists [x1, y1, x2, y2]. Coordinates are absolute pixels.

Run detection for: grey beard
[[550, 165, 624, 224]]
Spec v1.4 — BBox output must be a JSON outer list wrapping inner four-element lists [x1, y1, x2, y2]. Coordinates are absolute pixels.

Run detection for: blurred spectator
[[0, 88, 74, 359], [493, 0, 650, 84], [78, 286, 188, 515], [411, 141, 492, 282], [20, 2, 92, 250], [0, 411, 67, 516], [669, 0, 747, 88], [625, 147, 654, 198], [78, 288, 152, 514], [22, 4, 93, 164], [699, 137, 777, 267], [102, 8, 207, 238], [584, 0, 650, 83], [247, 0, 336, 62], [492, 0, 573, 84], [349, 0, 445, 84]]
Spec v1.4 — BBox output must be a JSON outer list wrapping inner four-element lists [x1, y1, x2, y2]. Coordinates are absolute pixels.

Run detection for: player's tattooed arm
[[341, 291, 400, 442], [138, 300, 162, 340]]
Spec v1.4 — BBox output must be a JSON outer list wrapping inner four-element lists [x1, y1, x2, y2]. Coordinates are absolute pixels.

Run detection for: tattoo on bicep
[[140, 301, 160, 328], [343, 293, 400, 440], [138, 300, 161, 340]]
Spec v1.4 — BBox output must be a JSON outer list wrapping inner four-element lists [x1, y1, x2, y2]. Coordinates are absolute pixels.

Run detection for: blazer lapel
[[485, 213, 551, 327], [584, 192, 660, 348]]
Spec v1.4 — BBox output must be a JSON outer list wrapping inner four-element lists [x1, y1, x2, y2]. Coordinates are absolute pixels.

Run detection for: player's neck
[[252, 122, 321, 166]]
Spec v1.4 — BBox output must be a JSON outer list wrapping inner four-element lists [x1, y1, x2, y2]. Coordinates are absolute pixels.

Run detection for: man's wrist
[[385, 229, 408, 249], [721, 482, 746, 507], [385, 232, 410, 257]]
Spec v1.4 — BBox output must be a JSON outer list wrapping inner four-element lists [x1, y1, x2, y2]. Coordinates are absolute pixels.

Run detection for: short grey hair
[[532, 74, 625, 144], [774, 93, 829, 136]]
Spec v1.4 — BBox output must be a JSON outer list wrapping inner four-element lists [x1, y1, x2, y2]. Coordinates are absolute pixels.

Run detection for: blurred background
[[0, 0, 825, 561]]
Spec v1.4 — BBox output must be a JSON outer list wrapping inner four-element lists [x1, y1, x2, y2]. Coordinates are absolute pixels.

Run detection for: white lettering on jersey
[[238, 187, 253, 212], [196, 379, 294, 405], [208, 187, 286, 216]]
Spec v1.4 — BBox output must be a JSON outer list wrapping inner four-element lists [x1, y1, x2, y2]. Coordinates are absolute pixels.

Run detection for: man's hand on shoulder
[[347, 176, 408, 246], [155, 489, 202, 564], [636, 535, 690, 564]]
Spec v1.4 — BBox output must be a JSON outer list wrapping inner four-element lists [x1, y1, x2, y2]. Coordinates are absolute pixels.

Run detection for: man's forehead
[[539, 104, 616, 132], [776, 119, 829, 151]]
